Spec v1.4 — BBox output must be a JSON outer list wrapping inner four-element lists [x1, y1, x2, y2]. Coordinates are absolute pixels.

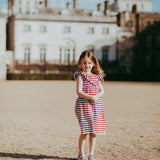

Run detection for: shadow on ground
[[0, 152, 77, 160]]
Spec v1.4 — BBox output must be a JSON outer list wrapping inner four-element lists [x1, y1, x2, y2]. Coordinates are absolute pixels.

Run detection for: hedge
[[7, 72, 73, 80]]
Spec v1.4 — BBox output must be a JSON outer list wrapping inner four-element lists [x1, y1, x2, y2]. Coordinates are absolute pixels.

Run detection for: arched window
[[24, 48, 30, 63], [59, 39, 76, 64], [38, 44, 47, 63], [59, 48, 75, 64]]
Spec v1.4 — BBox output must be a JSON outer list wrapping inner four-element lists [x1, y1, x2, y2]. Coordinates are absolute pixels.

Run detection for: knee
[[89, 133, 96, 138], [81, 134, 87, 139]]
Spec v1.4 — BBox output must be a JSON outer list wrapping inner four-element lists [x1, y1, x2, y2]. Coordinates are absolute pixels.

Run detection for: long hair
[[78, 50, 104, 82]]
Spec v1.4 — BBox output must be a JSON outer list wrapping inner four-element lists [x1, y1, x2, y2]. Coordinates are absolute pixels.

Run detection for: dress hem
[[80, 132, 106, 135]]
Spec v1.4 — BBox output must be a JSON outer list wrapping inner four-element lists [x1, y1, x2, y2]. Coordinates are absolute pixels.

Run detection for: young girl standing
[[73, 50, 106, 160]]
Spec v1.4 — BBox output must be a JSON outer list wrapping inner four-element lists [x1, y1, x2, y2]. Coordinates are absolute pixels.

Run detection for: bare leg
[[89, 133, 96, 155], [79, 134, 87, 154]]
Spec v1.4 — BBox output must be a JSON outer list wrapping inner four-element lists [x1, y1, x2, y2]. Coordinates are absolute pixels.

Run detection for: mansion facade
[[1, 0, 160, 78]]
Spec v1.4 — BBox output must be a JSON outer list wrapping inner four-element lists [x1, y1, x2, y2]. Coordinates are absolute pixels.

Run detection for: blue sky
[[51, 0, 160, 12], [0, 0, 160, 13]]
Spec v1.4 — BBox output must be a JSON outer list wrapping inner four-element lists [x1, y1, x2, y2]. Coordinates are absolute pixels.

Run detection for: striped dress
[[74, 71, 106, 135]]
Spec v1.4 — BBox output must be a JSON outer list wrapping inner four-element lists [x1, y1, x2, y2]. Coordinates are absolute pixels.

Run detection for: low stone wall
[[0, 54, 6, 81]]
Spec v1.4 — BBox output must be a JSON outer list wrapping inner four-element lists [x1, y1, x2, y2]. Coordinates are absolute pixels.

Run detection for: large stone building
[[7, 0, 119, 73], [8, 0, 50, 15], [111, 0, 152, 13], [6, 0, 160, 76]]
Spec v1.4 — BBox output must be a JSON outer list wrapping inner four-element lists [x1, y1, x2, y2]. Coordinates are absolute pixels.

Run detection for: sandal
[[88, 153, 95, 160], [77, 153, 86, 160]]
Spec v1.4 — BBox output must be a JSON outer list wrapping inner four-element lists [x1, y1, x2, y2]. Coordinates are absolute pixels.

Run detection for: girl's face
[[81, 56, 94, 73]]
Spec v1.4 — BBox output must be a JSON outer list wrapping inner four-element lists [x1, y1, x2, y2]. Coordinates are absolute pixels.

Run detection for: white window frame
[[87, 27, 94, 34], [24, 25, 31, 32], [24, 48, 31, 63], [40, 48, 46, 62], [102, 27, 109, 35], [64, 26, 71, 33], [59, 48, 75, 64], [40, 25, 47, 32]]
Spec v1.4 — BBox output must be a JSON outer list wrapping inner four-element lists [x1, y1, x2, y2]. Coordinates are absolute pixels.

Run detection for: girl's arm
[[96, 82, 105, 98], [90, 82, 104, 104], [76, 75, 92, 100]]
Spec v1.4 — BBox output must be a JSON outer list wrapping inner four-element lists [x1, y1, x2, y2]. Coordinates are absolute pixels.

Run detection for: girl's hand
[[90, 96, 99, 104]]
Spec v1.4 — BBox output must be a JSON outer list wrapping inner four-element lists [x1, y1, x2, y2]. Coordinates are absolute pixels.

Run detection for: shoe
[[77, 153, 86, 160], [88, 153, 95, 160]]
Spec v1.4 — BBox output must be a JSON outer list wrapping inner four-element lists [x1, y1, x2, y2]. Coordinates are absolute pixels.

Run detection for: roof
[[12, 8, 117, 23]]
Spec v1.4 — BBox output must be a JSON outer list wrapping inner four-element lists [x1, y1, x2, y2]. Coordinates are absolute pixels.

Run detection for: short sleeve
[[97, 75, 102, 82], [73, 71, 81, 80]]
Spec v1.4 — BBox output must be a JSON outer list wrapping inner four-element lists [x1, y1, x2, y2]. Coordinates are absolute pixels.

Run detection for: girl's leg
[[89, 133, 96, 155], [79, 134, 87, 154]]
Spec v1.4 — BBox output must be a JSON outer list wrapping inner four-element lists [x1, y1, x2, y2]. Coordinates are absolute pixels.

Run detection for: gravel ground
[[0, 81, 160, 160]]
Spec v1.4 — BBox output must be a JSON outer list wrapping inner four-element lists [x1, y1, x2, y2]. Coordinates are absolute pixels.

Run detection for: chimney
[[45, 0, 50, 7], [73, 0, 78, 9], [66, 2, 71, 9], [104, 0, 110, 16], [8, 0, 15, 16], [97, 3, 102, 12]]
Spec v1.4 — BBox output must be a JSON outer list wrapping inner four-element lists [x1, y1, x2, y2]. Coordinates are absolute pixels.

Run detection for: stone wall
[[0, 53, 6, 80]]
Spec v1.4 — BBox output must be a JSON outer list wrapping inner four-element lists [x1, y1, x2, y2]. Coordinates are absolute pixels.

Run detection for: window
[[40, 25, 47, 32], [64, 26, 71, 33], [40, 48, 46, 62], [24, 48, 30, 63], [59, 48, 75, 64], [102, 48, 108, 62], [88, 27, 94, 34], [141, 4, 144, 9], [24, 25, 31, 32], [102, 27, 109, 35]]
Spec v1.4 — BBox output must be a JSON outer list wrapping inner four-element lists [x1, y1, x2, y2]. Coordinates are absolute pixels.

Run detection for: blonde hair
[[78, 50, 104, 82]]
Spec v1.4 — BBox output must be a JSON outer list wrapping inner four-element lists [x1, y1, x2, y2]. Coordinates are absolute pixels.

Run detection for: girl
[[73, 50, 106, 160]]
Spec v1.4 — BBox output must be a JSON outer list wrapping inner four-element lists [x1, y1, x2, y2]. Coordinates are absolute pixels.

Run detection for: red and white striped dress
[[74, 71, 106, 135]]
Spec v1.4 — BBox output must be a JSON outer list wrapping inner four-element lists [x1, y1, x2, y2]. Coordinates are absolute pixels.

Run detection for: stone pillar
[[45, 0, 50, 7]]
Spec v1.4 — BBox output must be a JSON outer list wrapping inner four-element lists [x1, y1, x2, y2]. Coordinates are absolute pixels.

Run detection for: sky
[[0, 0, 160, 13], [51, 0, 160, 13]]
